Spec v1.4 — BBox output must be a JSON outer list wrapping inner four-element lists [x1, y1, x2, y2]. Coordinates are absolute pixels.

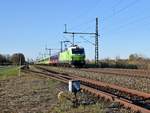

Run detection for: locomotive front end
[[71, 46, 85, 67]]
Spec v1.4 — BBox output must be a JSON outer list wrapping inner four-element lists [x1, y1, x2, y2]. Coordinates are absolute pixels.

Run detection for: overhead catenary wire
[[104, 0, 140, 21], [68, 0, 102, 24], [66, 0, 104, 31], [107, 15, 150, 32], [79, 36, 95, 46], [99, 0, 142, 38], [112, 0, 123, 8], [68, 18, 96, 31], [67, 0, 140, 37], [112, 0, 123, 14]]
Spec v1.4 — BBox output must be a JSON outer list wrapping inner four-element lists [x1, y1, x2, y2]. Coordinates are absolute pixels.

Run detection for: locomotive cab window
[[72, 48, 84, 54]]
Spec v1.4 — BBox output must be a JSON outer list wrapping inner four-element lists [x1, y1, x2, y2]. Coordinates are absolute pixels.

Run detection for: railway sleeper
[[80, 80, 150, 111]]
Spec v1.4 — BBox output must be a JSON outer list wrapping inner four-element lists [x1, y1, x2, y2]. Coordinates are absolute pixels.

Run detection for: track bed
[[32, 65, 150, 113], [40, 66, 150, 93]]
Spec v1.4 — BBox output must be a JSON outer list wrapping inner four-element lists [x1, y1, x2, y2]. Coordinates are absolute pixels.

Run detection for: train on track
[[36, 45, 85, 67]]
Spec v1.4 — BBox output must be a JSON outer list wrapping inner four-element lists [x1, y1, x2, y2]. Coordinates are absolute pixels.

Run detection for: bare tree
[[11, 53, 25, 65]]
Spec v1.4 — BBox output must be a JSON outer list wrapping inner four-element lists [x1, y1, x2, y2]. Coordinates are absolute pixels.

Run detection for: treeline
[[100, 54, 150, 69], [100, 59, 138, 69], [0, 53, 25, 65], [86, 53, 150, 69]]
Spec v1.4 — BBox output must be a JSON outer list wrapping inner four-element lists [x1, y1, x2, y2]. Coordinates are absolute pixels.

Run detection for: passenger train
[[37, 45, 85, 67]]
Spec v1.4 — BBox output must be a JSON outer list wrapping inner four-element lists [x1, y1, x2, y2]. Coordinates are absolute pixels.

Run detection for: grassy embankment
[[0, 66, 19, 79]]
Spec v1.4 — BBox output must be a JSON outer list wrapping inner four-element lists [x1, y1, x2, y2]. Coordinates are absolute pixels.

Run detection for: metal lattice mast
[[95, 17, 99, 65], [64, 18, 99, 65], [45, 48, 60, 57]]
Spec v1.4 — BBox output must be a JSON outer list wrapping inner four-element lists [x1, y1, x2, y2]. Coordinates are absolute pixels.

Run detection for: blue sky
[[0, 0, 150, 60]]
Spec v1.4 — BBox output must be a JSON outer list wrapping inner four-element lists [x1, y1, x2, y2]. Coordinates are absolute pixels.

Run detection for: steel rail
[[35, 66, 150, 99], [27, 66, 150, 113], [82, 85, 150, 113]]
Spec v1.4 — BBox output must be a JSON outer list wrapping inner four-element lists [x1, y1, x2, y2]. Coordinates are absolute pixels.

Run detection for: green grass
[[50, 91, 107, 113], [49, 91, 132, 113], [0, 66, 19, 79], [51, 101, 106, 113]]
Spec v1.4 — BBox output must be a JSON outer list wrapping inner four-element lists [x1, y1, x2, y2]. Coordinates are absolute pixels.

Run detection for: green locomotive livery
[[59, 45, 85, 66], [37, 45, 85, 67]]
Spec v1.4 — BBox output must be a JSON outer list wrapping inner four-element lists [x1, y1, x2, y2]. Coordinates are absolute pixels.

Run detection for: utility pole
[[61, 41, 63, 52], [64, 18, 99, 65], [39, 52, 44, 60], [72, 33, 75, 46], [60, 40, 70, 52], [45, 48, 52, 57], [95, 17, 99, 66], [18, 55, 21, 76], [45, 48, 60, 57], [64, 24, 76, 46]]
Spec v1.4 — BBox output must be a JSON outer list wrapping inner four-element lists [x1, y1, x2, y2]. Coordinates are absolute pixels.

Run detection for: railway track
[[25, 66, 150, 113], [80, 68, 150, 79]]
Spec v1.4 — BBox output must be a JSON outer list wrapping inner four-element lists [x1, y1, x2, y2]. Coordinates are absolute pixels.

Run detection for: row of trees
[[0, 53, 25, 65], [100, 53, 150, 69]]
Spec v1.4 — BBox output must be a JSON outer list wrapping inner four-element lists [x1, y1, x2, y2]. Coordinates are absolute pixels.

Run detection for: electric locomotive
[[37, 45, 85, 67], [59, 45, 85, 67]]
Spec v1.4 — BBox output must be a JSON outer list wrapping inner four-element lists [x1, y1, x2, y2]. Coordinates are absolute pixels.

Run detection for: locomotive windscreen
[[72, 48, 84, 54]]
